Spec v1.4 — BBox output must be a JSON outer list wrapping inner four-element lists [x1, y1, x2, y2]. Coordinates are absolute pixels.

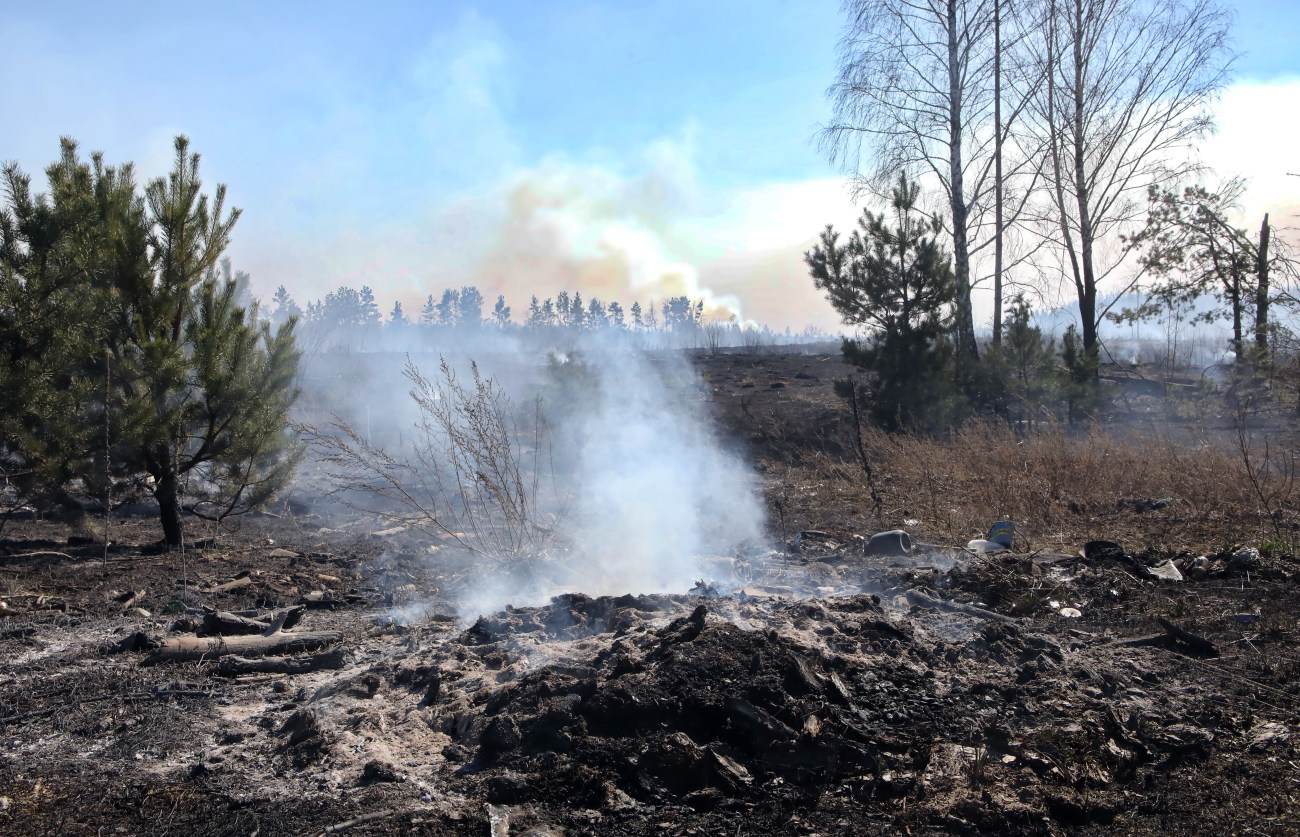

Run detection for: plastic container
[[987, 520, 1015, 548], [867, 529, 912, 556]]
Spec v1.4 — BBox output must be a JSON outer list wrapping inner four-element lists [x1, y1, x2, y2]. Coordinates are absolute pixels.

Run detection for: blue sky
[[3, 0, 1298, 329]]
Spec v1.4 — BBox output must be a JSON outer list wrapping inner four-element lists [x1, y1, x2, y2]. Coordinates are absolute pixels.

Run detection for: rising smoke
[[300, 328, 767, 621]]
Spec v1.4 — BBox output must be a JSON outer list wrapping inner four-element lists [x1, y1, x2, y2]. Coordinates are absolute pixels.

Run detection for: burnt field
[[3, 347, 1300, 836]]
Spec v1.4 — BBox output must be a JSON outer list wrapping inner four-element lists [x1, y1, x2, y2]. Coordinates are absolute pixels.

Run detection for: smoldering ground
[[297, 329, 767, 620]]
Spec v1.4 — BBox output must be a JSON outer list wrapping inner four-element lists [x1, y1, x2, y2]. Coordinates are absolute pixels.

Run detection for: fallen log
[[904, 590, 1020, 626], [142, 630, 342, 665], [199, 605, 304, 637], [201, 608, 269, 635], [202, 576, 252, 594], [215, 648, 347, 676], [262, 605, 305, 636], [1156, 617, 1218, 656]]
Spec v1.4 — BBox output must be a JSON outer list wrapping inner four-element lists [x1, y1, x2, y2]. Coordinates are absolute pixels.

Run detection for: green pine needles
[[806, 173, 962, 431], [1, 136, 303, 545]]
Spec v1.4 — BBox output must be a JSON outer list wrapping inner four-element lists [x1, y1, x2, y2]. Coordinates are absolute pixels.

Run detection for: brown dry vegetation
[[698, 346, 1298, 556], [777, 423, 1287, 554]]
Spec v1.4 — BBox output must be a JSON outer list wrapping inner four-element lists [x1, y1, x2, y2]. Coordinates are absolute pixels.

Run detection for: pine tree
[[435, 289, 458, 326], [318, 286, 362, 326], [987, 294, 1057, 429], [457, 285, 484, 327], [420, 294, 437, 324], [569, 291, 586, 330], [587, 297, 605, 328], [806, 173, 960, 431], [0, 136, 302, 544], [607, 300, 625, 330], [389, 300, 408, 326], [492, 294, 511, 327], [271, 285, 302, 326], [358, 285, 381, 325], [1060, 325, 1107, 424]]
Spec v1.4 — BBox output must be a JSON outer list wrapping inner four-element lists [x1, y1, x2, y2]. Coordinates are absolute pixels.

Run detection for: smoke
[[299, 328, 768, 621], [552, 340, 765, 595], [243, 139, 855, 334], [465, 150, 749, 323]]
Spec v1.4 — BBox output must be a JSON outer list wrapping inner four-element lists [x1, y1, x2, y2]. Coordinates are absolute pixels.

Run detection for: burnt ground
[[3, 347, 1300, 836]]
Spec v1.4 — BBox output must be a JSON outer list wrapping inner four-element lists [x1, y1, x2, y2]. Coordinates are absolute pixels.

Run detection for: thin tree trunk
[[1070, 0, 1099, 358], [1230, 271, 1243, 359], [993, 0, 1004, 346], [1255, 213, 1270, 353], [948, 0, 979, 361], [1046, 0, 1086, 347]]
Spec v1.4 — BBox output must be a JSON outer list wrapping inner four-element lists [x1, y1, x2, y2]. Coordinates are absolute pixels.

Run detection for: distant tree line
[[268, 284, 715, 334], [263, 282, 830, 352]]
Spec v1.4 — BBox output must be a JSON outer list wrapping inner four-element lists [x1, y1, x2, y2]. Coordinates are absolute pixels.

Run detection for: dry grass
[[772, 420, 1297, 556]]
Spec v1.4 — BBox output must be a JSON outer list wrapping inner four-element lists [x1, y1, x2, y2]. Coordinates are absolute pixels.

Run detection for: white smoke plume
[[299, 329, 767, 621]]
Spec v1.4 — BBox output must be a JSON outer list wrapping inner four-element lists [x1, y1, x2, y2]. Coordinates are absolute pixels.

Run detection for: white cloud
[[1200, 77, 1300, 226]]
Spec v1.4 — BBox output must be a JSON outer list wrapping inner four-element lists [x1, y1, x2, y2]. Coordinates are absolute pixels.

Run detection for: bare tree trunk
[[993, 0, 1004, 346], [1255, 213, 1271, 353], [1046, 0, 1087, 348], [1070, 0, 1099, 359], [948, 0, 979, 361], [1230, 271, 1243, 358]]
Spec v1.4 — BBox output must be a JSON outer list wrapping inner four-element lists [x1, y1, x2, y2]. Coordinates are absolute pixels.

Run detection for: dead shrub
[[300, 357, 563, 569]]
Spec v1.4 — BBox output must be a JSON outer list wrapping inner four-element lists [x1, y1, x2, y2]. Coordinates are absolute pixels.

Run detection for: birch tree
[[822, 0, 1042, 360], [1027, 0, 1231, 355]]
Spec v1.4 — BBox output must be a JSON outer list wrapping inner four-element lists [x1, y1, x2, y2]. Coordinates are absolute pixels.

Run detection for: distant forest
[[270, 283, 828, 351]]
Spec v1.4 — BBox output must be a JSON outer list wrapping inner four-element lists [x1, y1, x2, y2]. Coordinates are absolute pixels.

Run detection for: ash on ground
[[3, 521, 1298, 837]]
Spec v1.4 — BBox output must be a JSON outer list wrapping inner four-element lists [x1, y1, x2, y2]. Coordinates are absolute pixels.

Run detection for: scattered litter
[[1146, 560, 1184, 582], [867, 529, 912, 556], [1229, 547, 1261, 570], [987, 521, 1015, 548], [966, 539, 1006, 555], [1229, 612, 1260, 624], [1058, 607, 1083, 618]]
